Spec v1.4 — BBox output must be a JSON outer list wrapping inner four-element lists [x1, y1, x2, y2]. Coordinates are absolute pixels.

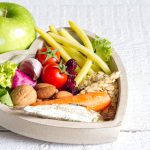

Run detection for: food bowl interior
[[0, 27, 127, 129], [61, 27, 125, 125]]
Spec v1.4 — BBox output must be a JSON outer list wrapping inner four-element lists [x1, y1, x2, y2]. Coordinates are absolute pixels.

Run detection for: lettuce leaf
[[0, 88, 13, 106], [92, 36, 112, 63], [0, 61, 17, 88]]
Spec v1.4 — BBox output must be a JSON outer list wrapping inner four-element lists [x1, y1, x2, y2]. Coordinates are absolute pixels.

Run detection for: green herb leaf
[[92, 36, 112, 63], [0, 88, 13, 107], [40, 45, 59, 63], [0, 61, 17, 88]]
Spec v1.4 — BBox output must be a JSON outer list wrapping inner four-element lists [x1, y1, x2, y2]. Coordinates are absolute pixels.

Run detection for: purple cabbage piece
[[12, 69, 36, 89]]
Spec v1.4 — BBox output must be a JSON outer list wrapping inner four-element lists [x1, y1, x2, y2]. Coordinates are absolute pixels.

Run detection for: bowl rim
[[0, 27, 128, 129]]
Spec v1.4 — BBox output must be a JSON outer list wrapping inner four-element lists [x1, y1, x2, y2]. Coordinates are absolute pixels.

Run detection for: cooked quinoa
[[79, 71, 120, 120]]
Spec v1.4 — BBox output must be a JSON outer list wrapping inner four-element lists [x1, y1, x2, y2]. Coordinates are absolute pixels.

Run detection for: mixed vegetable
[[0, 21, 120, 122]]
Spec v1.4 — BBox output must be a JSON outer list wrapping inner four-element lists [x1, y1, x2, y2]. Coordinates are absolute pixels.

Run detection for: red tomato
[[36, 46, 60, 66], [41, 64, 68, 89]]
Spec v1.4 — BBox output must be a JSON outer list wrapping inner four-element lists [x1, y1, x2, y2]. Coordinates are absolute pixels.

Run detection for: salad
[[0, 21, 119, 122]]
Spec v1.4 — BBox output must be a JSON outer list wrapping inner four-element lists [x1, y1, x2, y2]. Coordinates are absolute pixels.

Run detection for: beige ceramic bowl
[[0, 28, 127, 144]]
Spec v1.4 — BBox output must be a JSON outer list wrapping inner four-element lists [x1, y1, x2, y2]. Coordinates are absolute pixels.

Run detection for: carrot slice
[[31, 92, 111, 112]]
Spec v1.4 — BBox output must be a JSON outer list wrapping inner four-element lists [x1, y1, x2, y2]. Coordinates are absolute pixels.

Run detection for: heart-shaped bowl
[[0, 27, 127, 144]]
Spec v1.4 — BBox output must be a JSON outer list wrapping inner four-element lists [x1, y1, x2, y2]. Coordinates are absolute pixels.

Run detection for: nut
[[35, 83, 54, 91], [36, 99, 42, 102], [11, 85, 37, 107], [55, 91, 73, 99], [37, 86, 57, 99]]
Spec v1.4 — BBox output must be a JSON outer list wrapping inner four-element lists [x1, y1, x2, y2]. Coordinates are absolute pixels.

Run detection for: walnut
[[34, 83, 54, 91], [55, 91, 73, 99], [11, 85, 37, 107], [37, 86, 57, 99]]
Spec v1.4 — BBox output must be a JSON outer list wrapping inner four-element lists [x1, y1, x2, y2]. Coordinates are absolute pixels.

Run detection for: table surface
[[1, 0, 150, 149]]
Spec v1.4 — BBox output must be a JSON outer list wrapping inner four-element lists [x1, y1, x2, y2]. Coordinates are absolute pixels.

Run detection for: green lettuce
[[92, 36, 112, 63], [0, 88, 13, 106], [0, 61, 17, 88]]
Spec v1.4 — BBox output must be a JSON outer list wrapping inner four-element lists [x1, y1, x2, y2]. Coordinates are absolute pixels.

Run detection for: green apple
[[0, 2, 36, 53]]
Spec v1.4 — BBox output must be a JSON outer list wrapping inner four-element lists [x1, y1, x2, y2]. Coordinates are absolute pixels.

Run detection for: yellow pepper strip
[[75, 58, 92, 85], [49, 25, 59, 34], [68, 21, 95, 85], [49, 26, 80, 73], [48, 32, 111, 74], [69, 21, 93, 49], [59, 29, 96, 74], [62, 45, 94, 75], [59, 28, 79, 44], [59, 29, 100, 72], [35, 27, 71, 62]]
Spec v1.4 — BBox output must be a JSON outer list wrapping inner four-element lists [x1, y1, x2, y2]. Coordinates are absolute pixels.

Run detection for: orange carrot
[[31, 92, 111, 112]]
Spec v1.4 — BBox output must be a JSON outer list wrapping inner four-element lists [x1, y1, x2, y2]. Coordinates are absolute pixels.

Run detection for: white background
[[1, 0, 150, 149]]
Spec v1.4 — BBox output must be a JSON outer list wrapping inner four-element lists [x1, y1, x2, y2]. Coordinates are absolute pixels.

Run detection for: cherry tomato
[[41, 64, 68, 89], [36, 46, 60, 66]]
